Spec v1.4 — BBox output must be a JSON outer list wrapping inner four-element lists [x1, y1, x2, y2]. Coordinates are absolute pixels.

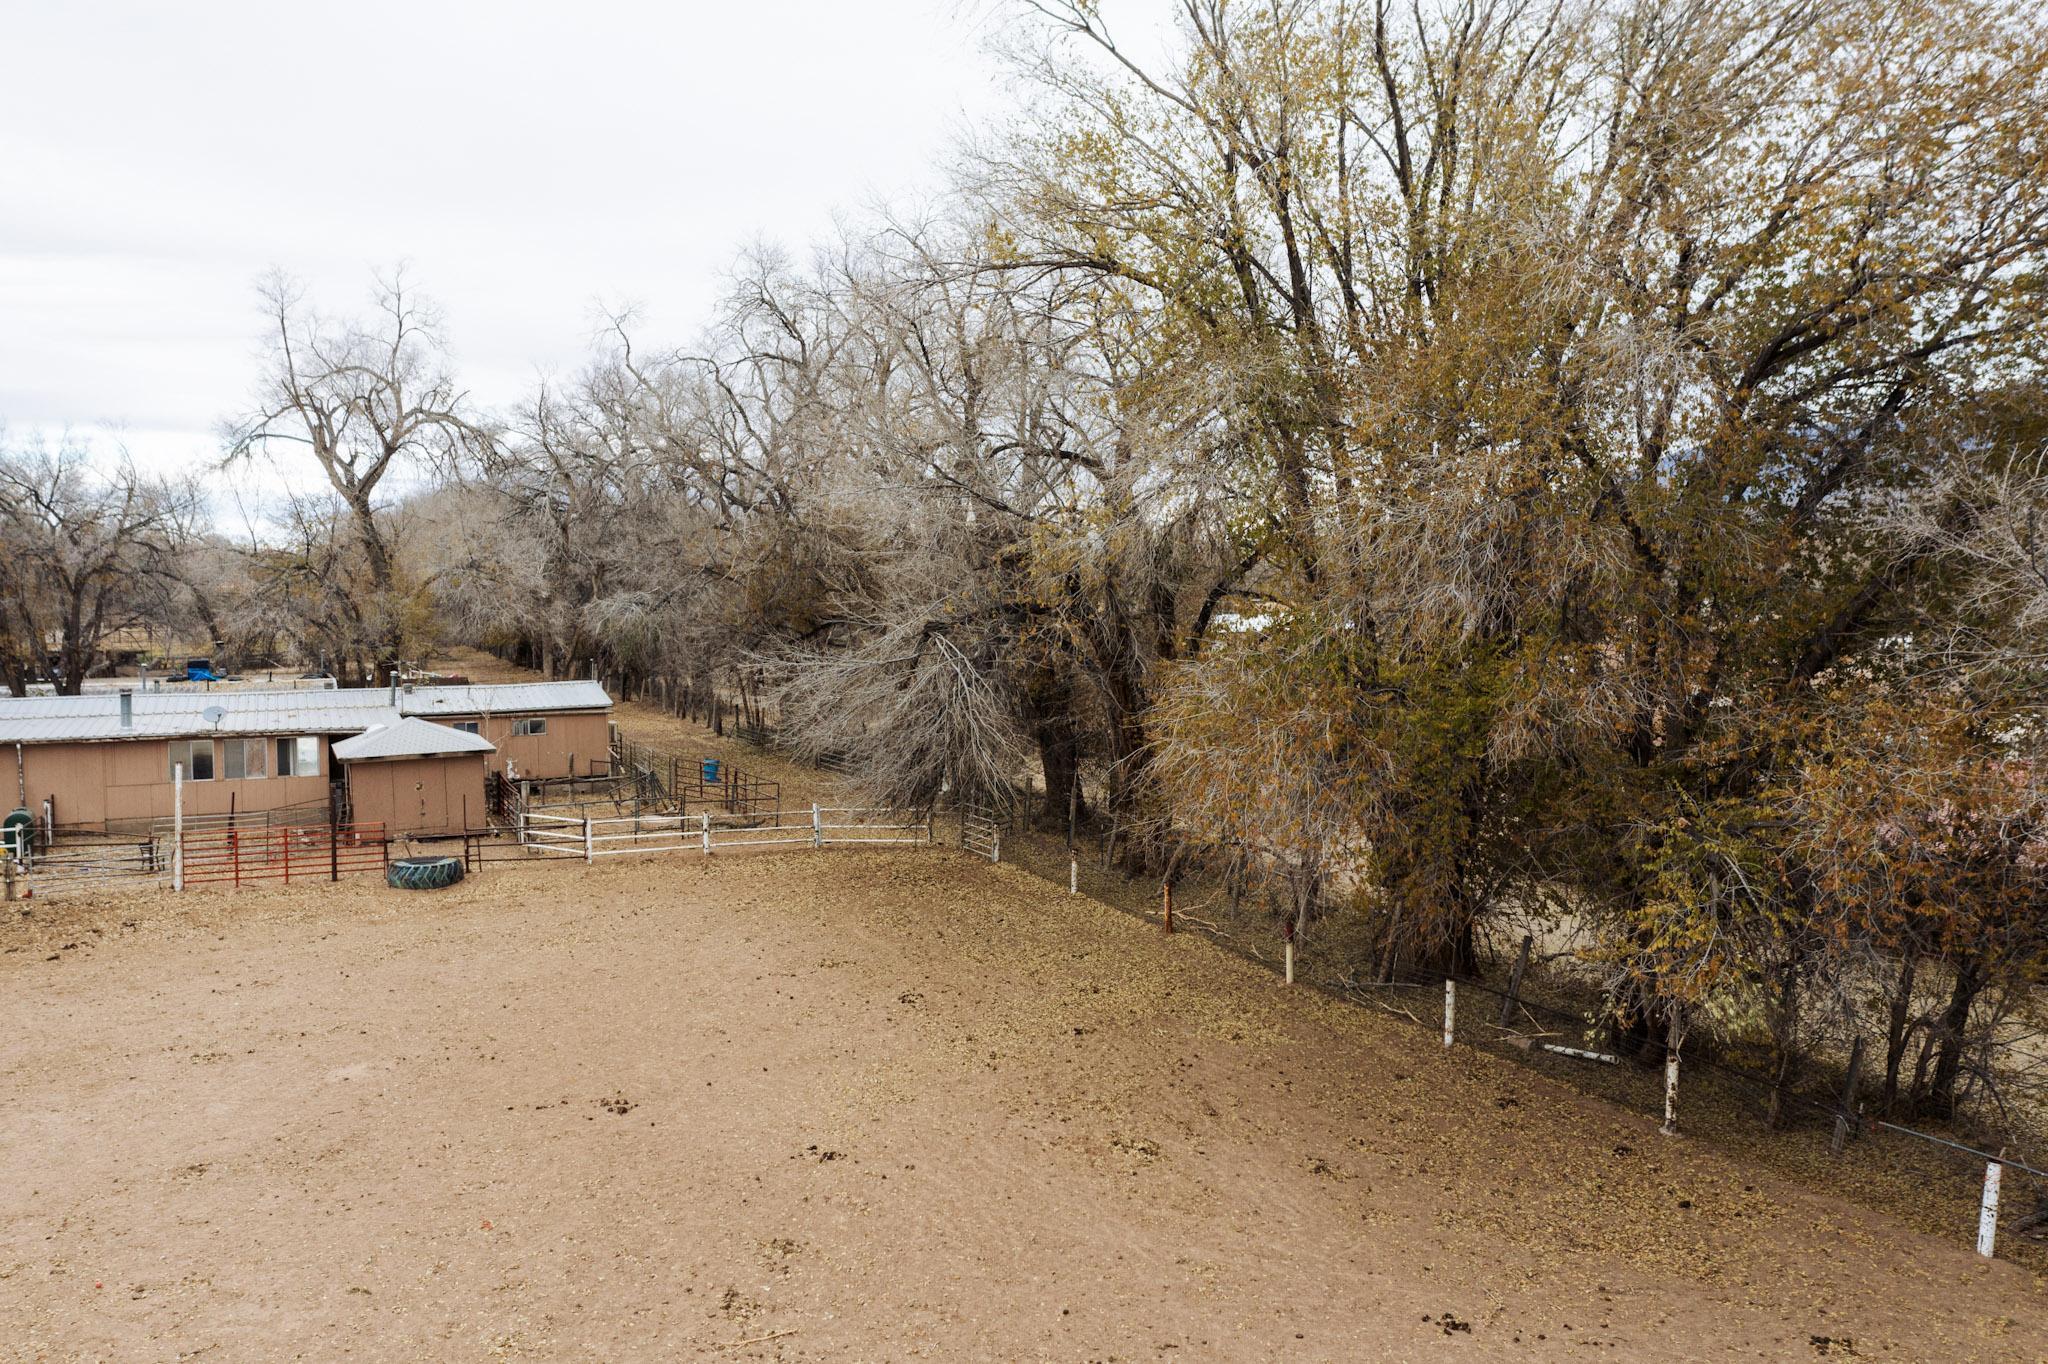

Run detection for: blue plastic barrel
[[701, 758, 721, 783]]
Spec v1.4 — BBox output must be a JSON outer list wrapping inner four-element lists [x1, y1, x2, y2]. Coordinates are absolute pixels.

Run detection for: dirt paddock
[[3, 850, 2044, 1362]]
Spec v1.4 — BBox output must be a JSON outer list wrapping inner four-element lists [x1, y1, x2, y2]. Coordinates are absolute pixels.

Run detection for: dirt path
[[430, 647, 839, 811], [3, 849, 2043, 1362]]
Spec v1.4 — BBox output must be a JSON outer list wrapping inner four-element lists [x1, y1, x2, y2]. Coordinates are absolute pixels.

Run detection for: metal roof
[[396, 681, 612, 716], [0, 681, 611, 744], [332, 717, 497, 761]]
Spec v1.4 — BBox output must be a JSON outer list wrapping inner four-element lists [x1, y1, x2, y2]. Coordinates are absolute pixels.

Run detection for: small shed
[[333, 718, 494, 837]]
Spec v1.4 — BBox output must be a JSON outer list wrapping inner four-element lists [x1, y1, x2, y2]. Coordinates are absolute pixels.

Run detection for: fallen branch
[[715, 1329, 797, 1350]]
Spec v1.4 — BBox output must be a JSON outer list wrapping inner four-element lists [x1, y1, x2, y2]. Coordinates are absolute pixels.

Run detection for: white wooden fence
[[4, 799, 943, 901], [521, 804, 932, 861]]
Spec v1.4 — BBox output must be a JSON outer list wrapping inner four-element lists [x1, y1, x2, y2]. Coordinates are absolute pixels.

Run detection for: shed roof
[[332, 717, 497, 761], [0, 680, 611, 744]]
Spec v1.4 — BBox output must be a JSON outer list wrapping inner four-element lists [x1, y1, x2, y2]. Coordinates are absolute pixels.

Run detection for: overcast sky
[[1, 0, 1019, 491]]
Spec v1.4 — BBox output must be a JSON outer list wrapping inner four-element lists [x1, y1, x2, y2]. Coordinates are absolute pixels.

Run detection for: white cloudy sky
[[2, 0, 1035, 490]]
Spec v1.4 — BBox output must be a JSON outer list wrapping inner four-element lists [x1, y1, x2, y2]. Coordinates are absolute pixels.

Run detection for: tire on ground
[[387, 855, 464, 891]]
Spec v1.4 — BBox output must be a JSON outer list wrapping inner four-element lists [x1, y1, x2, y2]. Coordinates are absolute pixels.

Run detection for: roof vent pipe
[[119, 688, 134, 730], [389, 676, 399, 706]]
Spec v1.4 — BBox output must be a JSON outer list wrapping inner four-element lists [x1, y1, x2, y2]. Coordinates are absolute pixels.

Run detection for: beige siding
[[345, 755, 487, 837], [13, 738, 331, 830], [8, 703, 611, 832], [427, 711, 611, 779]]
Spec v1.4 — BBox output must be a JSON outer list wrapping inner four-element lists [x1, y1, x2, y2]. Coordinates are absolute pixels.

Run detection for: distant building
[[0, 681, 612, 837]]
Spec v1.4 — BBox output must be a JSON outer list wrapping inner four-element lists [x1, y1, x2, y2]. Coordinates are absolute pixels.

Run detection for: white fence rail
[[4, 800, 947, 902], [520, 805, 933, 861]]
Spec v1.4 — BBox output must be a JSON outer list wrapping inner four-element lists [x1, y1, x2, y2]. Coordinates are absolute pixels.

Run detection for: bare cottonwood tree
[[225, 270, 492, 684], [0, 434, 197, 695]]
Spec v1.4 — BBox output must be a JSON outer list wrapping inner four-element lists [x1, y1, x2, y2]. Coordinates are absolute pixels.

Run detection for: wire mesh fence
[[966, 805, 2048, 1264]]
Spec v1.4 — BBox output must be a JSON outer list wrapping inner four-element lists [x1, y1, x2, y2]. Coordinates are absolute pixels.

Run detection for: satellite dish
[[202, 705, 227, 729]]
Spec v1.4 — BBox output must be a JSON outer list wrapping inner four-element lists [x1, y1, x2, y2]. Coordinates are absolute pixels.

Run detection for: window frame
[[274, 735, 319, 778], [223, 736, 269, 781], [453, 720, 481, 735], [168, 738, 215, 782], [511, 717, 547, 737]]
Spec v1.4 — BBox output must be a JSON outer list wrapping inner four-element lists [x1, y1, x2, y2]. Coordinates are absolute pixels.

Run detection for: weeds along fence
[[519, 805, 932, 860]]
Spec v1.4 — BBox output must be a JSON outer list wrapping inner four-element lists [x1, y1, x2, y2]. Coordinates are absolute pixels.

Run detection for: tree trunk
[[1766, 960, 1803, 1129], [1926, 961, 1982, 1116], [1881, 950, 1918, 1115]]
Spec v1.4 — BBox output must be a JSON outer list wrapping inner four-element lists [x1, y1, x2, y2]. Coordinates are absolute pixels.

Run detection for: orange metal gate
[[180, 822, 389, 886]]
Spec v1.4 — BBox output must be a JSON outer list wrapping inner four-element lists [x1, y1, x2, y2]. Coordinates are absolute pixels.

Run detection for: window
[[453, 721, 480, 735], [275, 736, 319, 777], [223, 737, 269, 780], [168, 739, 214, 782], [512, 717, 547, 737]]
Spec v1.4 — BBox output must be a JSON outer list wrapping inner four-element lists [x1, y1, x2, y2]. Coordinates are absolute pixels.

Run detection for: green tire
[[386, 855, 465, 891]]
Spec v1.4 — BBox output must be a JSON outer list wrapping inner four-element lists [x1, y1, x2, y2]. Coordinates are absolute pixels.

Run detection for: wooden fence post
[[2, 853, 15, 903], [172, 762, 185, 893], [1978, 1155, 2004, 1258], [1443, 980, 1456, 1049], [811, 803, 822, 849], [1661, 1016, 1682, 1136], [1162, 880, 1174, 933], [1662, 1044, 1679, 1130], [583, 816, 593, 864], [1498, 934, 1532, 1028]]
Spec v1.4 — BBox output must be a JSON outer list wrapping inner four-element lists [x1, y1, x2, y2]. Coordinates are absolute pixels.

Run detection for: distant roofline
[[0, 680, 612, 746]]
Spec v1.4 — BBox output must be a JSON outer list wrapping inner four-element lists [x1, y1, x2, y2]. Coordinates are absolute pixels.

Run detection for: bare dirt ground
[[4, 846, 2046, 1362]]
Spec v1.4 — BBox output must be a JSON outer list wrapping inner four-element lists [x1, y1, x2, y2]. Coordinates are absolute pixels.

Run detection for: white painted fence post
[[1662, 1052, 1681, 1136], [1978, 1156, 2003, 1258], [1069, 856, 1078, 895], [701, 813, 712, 854], [1443, 980, 1456, 1049], [991, 827, 1001, 864], [582, 816, 593, 864], [1284, 939, 1294, 985], [811, 803, 822, 849], [172, 762, 185, 892]]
